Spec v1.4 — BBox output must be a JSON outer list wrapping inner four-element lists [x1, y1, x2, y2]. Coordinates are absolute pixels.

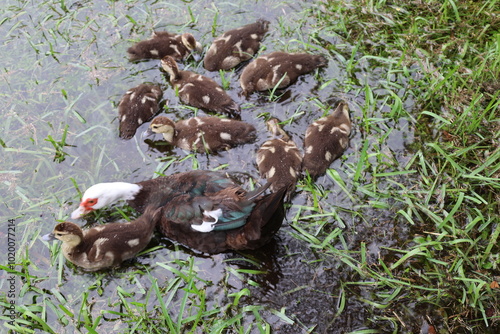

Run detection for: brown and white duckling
[[70, 170, 287, 253], [160, 55, 240, 118], [256, 118, 302, 194], [42, 206, 161, 271], [145, 115, 256, 153], [302, 101, 351, 178], [204, 19, 270, 71], [239, 51, 328, 96], [127, 31, 202, 62], [118, 84, 163, 139]]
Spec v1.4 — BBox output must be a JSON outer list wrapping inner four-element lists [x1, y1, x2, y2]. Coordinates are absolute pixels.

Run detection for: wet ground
[[1, 0, 419, 332]]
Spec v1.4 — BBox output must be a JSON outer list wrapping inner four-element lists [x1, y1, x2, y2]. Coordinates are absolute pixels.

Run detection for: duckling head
[[71, 182, 142, 219], [160, 56, 180, 79], [147, 116, 176, 143], [43, 222, 83, 248], [181, 33, 202, 52], [266, 118, 290, 141]]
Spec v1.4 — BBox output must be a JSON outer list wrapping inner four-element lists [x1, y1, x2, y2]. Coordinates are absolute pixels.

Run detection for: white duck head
[[71, 182, 142, 219]]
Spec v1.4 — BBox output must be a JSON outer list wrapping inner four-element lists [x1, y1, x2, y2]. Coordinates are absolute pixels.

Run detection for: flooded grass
[[1, 0, 499, 333]]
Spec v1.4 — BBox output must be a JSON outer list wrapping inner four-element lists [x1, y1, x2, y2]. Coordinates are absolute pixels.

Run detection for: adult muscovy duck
[[70, 170, 287, 253]]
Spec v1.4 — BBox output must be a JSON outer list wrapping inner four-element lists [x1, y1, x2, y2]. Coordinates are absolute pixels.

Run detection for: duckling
[[70, 170, 287, 253], [160, 55, 240, 118], [256, 118, 302, 195], [145, 115, 256, 153], [302, 101, 351, 178], [127, 31, 201, 61], [204, 19, 270, 71], [239, 51, 328, 96], [118, 84, 163, 139], [42, 206, 161, 271]]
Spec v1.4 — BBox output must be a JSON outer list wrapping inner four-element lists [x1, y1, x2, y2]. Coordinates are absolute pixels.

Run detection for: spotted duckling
[[302, 101, 351, 178], [204, 19, 270, 71], [118, 84, 163, 139], [42, 206, 161, 271], [160, 56, 240, 118], [256, 118, 302, 195], [70, 170, 287, 253], [240, 51, 328, 96], [145, 115, 256, 153], [127, 31, 202, 61]]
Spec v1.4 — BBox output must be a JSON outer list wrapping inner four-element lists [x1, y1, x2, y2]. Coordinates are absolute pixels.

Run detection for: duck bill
[[71, 205, 91, 219], [142, 127, 156, 139], [42, 233, 56, 242]]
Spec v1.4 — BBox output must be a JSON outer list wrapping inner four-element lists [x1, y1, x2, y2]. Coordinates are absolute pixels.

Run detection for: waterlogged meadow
[[1, 0, 499, 333]]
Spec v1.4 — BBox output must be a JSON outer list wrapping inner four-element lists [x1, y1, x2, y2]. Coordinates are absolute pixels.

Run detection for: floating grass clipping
[[44, 124, 74, 163], [218, 69, 234, 90], [268, 73, 288, 102]]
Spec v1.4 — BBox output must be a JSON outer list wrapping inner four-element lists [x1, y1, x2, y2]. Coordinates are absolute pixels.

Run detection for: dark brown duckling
[[42, 206, 161, 271], [204, 19, 270, 71], [118, 84, 163, 139], [239, 51, 328, 96], [127, 31, 201, 61], [146, 115, 256, 153], [160, 55, 240, 118], [302, 101, 351, 178], [70, 170, 287, 253], [256, 118, 302, 195]]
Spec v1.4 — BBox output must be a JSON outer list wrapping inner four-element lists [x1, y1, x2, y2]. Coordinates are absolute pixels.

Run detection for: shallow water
[[1, 0, 418, 332]]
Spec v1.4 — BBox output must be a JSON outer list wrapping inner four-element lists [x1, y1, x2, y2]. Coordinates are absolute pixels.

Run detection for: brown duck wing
[[129, 170, 236, 212]]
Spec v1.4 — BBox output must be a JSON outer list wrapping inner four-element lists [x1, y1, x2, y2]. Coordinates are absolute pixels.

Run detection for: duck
[[160, 55, 240, 118], [127, 31, 202, 62], [118, 84, 163, 139], [145, 115, 257, 153], [302, 101, 351, 178], [70, 170, 287, 253], [239, 51, 328, 96], [42, 206, 161, 271], [256, 118, 302, 195], [203, 19, 270, 71]]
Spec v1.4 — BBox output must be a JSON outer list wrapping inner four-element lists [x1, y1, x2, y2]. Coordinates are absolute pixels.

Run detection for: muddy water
[[1, 0, 416, 332]]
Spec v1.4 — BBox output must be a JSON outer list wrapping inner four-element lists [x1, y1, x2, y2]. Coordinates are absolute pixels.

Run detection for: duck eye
[[88, 200, 95, 204]]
